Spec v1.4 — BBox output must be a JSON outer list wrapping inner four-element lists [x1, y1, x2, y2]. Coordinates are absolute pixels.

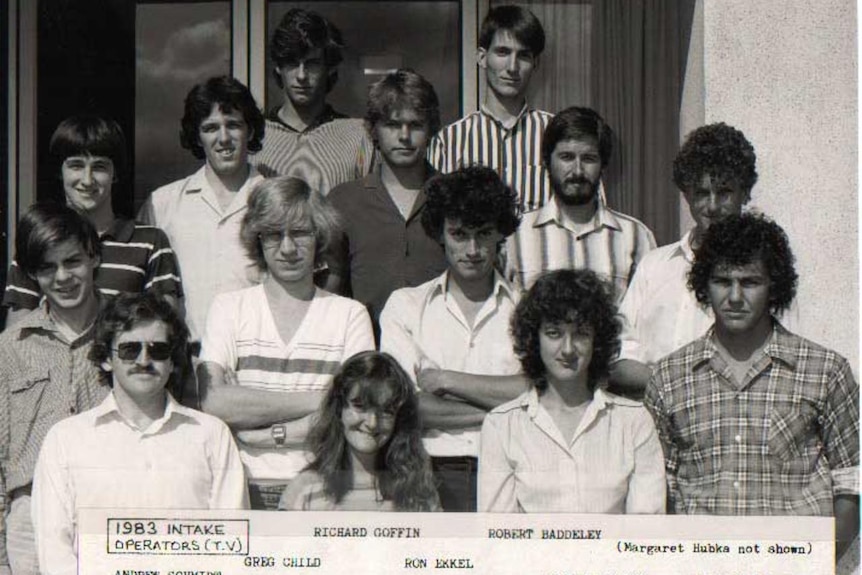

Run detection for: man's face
[[260, 218, 317, 286], [374, 107, 430, 170], [684, 173, 748, 238], [478, 30, 537, 102], [32, 239, 99, 313], [198, 104, 251, 178], [549, 137, 602, 207], [61, 154, 115, 216], [276, 48, 330, 110], [105, 320, 173, 401], [707, 258, 772, 337], [442, 218, 503, 284]]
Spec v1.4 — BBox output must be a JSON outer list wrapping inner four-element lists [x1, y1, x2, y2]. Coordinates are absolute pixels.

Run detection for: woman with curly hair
[[279, 351, 440, 511], [478, 269, 665, 513]]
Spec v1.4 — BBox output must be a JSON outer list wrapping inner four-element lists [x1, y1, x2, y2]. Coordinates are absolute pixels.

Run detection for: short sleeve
[[199, 292, 240, 370], [2, 261, 41, 310], [143, 227, 183, 298]]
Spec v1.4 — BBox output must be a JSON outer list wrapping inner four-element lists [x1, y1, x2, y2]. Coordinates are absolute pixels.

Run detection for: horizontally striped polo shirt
[[505, 196, 656, 303], [3, 218, 182, 310], [428, 104, 553, 211]]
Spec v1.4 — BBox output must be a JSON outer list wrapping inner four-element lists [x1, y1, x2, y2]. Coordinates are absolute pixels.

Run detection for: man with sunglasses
[[0, 204, 109, 575], [32, 293, 247, 575]]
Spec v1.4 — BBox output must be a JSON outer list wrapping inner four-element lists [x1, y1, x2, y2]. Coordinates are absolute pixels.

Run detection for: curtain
[[591, 0, 696, 245]]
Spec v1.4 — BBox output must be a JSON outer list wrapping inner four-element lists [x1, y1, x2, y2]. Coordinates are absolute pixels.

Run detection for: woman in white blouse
[[478, 269, 666, 513]]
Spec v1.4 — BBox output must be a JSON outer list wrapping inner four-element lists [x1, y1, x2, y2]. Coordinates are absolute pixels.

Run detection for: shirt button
[[70, 407, 76, 414], [734, 435, 741, 443], [733, 481, 740, 489]]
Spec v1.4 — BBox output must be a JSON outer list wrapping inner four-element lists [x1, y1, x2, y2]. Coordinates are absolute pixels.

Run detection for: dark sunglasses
[[113, 341, 173, 362]]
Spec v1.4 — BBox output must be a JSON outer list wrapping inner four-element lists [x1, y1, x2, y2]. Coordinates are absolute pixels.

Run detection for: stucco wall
[[695, 1, 858, 370]]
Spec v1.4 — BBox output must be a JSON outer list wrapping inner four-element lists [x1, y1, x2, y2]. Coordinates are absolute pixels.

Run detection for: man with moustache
[[32, 293, 247, 575], [251, 8, 374, 195], [0, 204, 109, 575], [611, 123, 758, 397], [429, 5, 552, 211], [505, 107, 656, 301], [380, 166, 526, 511], [139, 76, 266, 345], [326, 69, 447, 338]]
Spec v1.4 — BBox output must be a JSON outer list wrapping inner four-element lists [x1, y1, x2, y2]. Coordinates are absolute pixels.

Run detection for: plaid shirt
[[645, 322, 859, 516]]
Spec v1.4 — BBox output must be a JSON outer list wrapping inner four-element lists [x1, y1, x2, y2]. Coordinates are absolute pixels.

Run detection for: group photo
[[0, 1, 857, 574]]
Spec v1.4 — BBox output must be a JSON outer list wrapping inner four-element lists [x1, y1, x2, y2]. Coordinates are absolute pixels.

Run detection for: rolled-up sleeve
[[478, 413, 517, 512], [625, 407, 667, 514]]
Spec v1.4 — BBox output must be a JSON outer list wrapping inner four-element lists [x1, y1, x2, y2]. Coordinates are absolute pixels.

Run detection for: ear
[[476, 48, 488, 69]]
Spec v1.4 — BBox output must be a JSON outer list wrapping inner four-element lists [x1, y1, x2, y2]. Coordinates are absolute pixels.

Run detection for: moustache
[[129, 366, 158, 376], [565, 177, 593, 186]]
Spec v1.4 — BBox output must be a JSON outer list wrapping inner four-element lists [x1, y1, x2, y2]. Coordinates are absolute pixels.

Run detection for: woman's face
[[538, 319, 594, 387], [259, 216, 317, 284], [341, 386, 398, 457]]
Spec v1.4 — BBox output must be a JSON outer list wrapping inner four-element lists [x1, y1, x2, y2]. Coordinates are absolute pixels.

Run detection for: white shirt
[[379, 271, 521, 457], [32, 393, 248, 575], [139, 166, 264, 340], [479, 387, 666, 514]]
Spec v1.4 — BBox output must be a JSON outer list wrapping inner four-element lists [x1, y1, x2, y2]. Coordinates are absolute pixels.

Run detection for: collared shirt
[[428, 104, 554, 211], [266, 104, 346, 133], [0, 304, 108, 565], [251, 117, 375, 196], [479, 387, 666, 513], [645, 323, 860, 516], [3, 218, 182, 310], [617, 229, 712, 364], [32, 392, 247, 575], [379, 271, 522, 457], [327, 167, 447, 330], [139, 165, 264, 340], [200, 285, 374, 482], [505, 196, 656, 301]]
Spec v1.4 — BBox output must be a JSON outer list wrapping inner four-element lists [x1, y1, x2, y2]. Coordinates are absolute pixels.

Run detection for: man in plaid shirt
[[645, 213, 859, 562]]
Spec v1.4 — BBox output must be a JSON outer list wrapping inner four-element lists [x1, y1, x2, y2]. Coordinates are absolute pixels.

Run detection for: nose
[[134, 346, 152, 365], [54, 263, 72, 282], [365, 410, 379, 429], [505, 53, 518, 73], [80, 165, 94, 185], [572, 157, 584, 177], [706, 191, 721, 214], [466, 237, 480, 256], [296, 62, 308, 81], [728, 281, 744, 303], [398, 123, 411, 141], [216, 124, 230, 142], [560, 333, 575, 355]]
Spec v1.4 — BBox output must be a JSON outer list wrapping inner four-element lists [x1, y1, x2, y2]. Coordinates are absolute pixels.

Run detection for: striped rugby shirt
[[3, 218, 182, 310], [428, 104, 553, 211], [250, 110, 375, 196], [504, 196, 656, 302]]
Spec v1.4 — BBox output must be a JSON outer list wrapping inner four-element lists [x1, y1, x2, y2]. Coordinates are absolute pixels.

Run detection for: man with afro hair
[[380, 166, 528, 511], [645, 213, 858, 565], [612, 122, 758, 396]]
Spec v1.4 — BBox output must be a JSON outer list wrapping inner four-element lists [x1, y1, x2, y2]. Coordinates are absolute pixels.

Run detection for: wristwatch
[[271, 424, 286, 447]]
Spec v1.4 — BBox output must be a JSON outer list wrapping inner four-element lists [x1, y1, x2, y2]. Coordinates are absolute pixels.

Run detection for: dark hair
[[511, 269, 620, 392], [542, 107, 613, 168], [240, 176, 341, 270], [673, 122, 758, 196], [270, 8, 344, 92], [90, 293, 191, 397], [15, 202, 101, 277], [306, 351, 439, 511], [479, 5, 545, 56], [421, 166, 521, 241], [688, 213, 797, 315], [365, 69, 441, 140], [49, 115, 127, 184], [179, 76, 265, 160]]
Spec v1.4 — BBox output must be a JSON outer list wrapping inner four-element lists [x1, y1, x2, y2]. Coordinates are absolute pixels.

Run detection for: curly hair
[[688, 213, 797, 315], [672, 122, 758, 195], [479, 5, 545, 56], [49, 115, 127, 184], [511, 269, 621, 392], [421, 166, 521, 241], [240, 177, 341, 271], [306, 351, 439, 511], [15, 202, 101, 277], [365, 69, 441, 140], [270, 8, 344, 92], [180, 76, 265, 160], [541, 106, 613, 168], [90, 293, 191, 399]]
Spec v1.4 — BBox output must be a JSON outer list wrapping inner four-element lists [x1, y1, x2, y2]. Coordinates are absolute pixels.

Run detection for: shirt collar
[[94, 391, 194, 432], [266, 104, 346, 133], [183, 164, 261, 194], [480, 101, 530, 128], [532, 194, 621, 236], [521, 386, 613, 420], [17, 298, 99, 343], [428, 269, 516, 305], [691, 319, 794, 371], [100, 217, 136, 242]]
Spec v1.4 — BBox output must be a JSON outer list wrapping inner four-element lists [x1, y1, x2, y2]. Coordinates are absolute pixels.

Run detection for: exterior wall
[[698, 1, 858, 369]]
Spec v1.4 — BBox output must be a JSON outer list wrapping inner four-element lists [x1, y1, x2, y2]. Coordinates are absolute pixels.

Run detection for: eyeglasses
[[259, 229, 315, 248], [112, 341, 173, 362]]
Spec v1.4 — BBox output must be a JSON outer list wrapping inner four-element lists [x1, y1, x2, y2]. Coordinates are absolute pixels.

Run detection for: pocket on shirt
[[768, 404, 816, 463], [10, 370, 52, 427]]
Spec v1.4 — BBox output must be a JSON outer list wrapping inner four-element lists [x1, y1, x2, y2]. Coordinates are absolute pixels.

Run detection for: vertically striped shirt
[[504, 197, 657, 302], [3, 219, 182, 310], [250, 117, 375, 196], [428, 105, 554, 211]]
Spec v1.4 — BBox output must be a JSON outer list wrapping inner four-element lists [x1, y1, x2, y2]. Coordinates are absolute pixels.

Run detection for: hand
[[417, 368, 449, 396], [224, 368, 240, 386]]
